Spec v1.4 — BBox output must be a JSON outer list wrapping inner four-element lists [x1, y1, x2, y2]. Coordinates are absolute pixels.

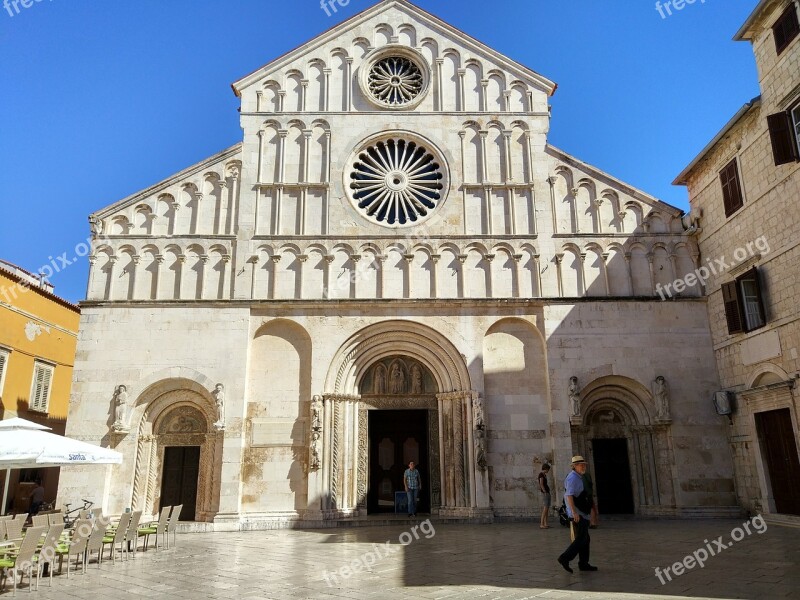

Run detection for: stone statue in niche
[[212, 383, 226, 430], [112, 385, 129, 433], [410, 364, 423, 394], [374, 365, 387, 394], [311, 395, 323, 431], [475, 427, 488, 471], [309, 431, 321, 470], [569, 377, 581, 418], [389, 363, 406, 394], [653, 376, 670, 420], [472, 394, 485, 430]]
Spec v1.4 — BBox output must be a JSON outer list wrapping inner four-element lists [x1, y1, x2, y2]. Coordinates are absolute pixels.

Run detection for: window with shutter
[[792, 103, 800, 158], [738, 268, 766, 331], [0, 349, 9, 399], [722, 268, 768, 336], [719, 159, 744, 217], [768, 111, 800, 165], [722, 281, 744, 334], [29, 361, 54, 413], [773, 3, 800, 55]]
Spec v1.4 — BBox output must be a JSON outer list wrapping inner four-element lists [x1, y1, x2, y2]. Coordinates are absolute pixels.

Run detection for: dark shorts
[[541, 492, 551, 508]]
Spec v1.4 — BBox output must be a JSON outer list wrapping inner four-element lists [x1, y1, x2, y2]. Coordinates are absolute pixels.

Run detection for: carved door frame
[[130, 391, 223, 522]]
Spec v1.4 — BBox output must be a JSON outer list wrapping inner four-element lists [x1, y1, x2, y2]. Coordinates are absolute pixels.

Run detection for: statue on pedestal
[[212, 383, 226, 430], [569, 377, 581, 418], [112, 385, 129, 432], [653, 376, 670, 420]]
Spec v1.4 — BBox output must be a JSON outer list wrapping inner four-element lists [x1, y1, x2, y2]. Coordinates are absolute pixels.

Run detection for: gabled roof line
[[672, 97, 761, 186], [546, 145, 683, 215], [94, 143, 242, 219], [733, 0, 778, 41], [231, 0, 556, 97]]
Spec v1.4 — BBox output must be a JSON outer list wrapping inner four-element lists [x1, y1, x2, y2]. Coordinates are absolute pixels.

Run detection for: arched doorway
[[358, 356, 437, 514], [572, 377, 676, 516], [317, 320, 488, 518], [129, 382, 223, 521]]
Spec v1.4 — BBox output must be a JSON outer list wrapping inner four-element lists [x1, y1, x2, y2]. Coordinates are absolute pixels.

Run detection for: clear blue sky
[[0, 0, 759, 303]]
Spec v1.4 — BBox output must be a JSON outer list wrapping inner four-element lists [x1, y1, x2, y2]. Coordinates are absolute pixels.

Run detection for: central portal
[[368, 410, 430, 514]]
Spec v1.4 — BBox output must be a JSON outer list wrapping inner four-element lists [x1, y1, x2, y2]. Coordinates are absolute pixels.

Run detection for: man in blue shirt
[[404, 461, 422, 517], [557, 456, 597, 573]]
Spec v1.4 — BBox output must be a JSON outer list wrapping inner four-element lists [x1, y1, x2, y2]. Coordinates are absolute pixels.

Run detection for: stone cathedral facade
[[60, 0, 740, 527]]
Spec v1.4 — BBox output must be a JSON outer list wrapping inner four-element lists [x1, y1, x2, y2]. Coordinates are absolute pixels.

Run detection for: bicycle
[[63, 499, 94, 528]]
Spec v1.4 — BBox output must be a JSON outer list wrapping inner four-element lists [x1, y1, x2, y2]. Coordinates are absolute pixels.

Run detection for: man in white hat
[[557, 455, 597, 573]]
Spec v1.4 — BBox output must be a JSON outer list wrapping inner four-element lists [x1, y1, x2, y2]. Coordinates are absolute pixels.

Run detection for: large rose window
[[347, 135, 447, 227]]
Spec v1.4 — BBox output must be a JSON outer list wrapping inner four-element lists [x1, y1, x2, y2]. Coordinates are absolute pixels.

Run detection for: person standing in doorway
[[404, 461, 422, 517], [538, 464, 552, 528], [557, 456, 597, 573]]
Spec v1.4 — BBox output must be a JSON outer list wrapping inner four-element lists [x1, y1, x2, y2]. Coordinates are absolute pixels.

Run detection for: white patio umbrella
[[0, 417, 122, 514]]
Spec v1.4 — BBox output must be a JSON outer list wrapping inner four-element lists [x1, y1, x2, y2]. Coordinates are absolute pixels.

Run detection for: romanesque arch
[[317, 321, 485, 518], [128, 377, 223, 522], [572, 375, 676, 515]]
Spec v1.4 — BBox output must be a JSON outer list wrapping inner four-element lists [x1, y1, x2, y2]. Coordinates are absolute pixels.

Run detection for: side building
[[675, 0, 800, 523], [0, 260, 80, 514]]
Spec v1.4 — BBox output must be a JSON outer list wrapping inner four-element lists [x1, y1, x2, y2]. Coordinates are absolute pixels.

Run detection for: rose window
[[349, 138, 445, 226], [367, 56, 424, 107]]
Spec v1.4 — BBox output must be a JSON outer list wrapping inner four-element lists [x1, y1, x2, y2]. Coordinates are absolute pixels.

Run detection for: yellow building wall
[[0, 268, 80, 513], [0, 269, 79, 426]]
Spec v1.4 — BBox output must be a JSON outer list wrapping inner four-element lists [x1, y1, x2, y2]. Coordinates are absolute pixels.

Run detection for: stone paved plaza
[[5, 519, 798, 599]]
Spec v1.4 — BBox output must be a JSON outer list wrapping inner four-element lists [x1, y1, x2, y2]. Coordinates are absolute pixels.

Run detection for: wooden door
[[755, 409, 800, 515], [160, 446, 200, 521]]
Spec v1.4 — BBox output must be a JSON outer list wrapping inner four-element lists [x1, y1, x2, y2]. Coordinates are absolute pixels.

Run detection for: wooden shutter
[[0, 351, 7, 396], [739, 267, 767, 331], [774, 4, 800, 54], [721, 281, 744, 334], [719, 159, 744, 217], [31, 363, 53, 412], [768, 112, 800, 165]]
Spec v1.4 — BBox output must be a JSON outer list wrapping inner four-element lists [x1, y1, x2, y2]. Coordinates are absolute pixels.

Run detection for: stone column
[[269, 256, 280, 299], [350, 255, 361, 299], [554, 253, 564, 298], [457, 68, 466, 111], [345, 58, 354, 111], [430, 254, 440, 298], [297, 254, 308, 299], [435, 58, 444, 111], [646, 252, 656, 296], [323, 68, 332, 112]]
